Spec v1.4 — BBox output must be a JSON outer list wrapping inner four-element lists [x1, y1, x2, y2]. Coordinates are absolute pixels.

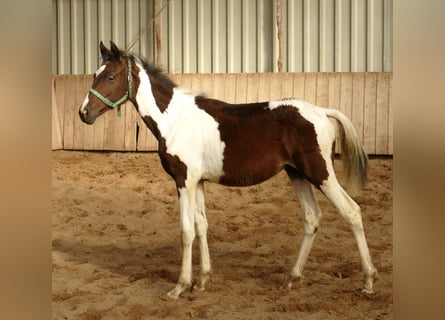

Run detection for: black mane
[[127, 53, 177, 89]]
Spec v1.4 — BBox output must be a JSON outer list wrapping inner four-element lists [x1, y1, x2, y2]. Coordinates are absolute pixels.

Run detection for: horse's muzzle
[[79, 106, 95, 124]]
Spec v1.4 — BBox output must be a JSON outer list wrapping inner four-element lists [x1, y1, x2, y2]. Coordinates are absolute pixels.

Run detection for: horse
[[79, 41, 377, 299]]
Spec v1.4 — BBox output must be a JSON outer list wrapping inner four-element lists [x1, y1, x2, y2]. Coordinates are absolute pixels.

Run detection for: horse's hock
[[52, 72, 392, 155]]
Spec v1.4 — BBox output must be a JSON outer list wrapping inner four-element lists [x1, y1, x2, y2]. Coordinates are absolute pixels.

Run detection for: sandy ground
[[52, 151, 392, 320]]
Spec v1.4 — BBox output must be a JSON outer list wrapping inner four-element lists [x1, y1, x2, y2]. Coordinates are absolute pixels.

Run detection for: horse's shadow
[[52, 237, 181, 283]]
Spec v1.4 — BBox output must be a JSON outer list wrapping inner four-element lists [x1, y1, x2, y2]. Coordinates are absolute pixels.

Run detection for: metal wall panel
[[52, 0, 393, 74]]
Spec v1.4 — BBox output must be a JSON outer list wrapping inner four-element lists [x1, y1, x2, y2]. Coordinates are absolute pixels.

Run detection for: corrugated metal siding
[[52, 0, 393, 74]]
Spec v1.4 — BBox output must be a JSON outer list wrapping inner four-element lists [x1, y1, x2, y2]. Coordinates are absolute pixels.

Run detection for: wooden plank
[[73, 75, 86, 149], [224, 74, 237, 103], [177, 73, 193, 89], [191, 73, 202, 93], [269, 73, 282, 101], [235, 74, 248, 103], [328, 73, 342, 153], [82, 74, 95, 150], [258, 73, 271, 102], [281, 73, 294, 99], [304, 73, 317, 104], [52, 72, 393, 155], [52, 76, 63, 150], [328, 73, 341, 108], [212, 74, 226, 101], [62, 75, 76, 149], [363, 73, 377, 154], [124, 102, 137, 151], [316, 73, 329, 107], [55, 75, 68, 147], [292, 73, 305, 99], [339, 72, 353, 120], [136, 116, 154, 151], [351, 72, 365, 143], [246, 73, 260, 103], [103, 101, 126, 151], [388, 73, 393, 154], [376, 72, 390, 154], [200, 74, 215, 98]]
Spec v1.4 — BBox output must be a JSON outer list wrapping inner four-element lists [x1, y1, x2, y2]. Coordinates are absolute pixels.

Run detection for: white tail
[[325, 109, 368, 196]]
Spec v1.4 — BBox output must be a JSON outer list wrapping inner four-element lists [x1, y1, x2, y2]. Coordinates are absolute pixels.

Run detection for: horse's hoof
[[165, 288, 181, 300], [193, 283, 206, 292], [280, 274, 303, 290]]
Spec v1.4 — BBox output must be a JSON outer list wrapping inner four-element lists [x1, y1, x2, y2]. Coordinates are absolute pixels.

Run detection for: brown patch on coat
[[141, 115, 187, 190], [194, 97, 329, 188]]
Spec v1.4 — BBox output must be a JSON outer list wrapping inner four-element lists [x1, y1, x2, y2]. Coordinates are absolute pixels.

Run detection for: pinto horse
[[79, 41, 377, 299]]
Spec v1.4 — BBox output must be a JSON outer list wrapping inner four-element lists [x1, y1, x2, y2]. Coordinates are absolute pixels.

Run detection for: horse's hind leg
[[193, 182, 211, 291], [320, 173, 377, 293], [282, 167, 322, 289]]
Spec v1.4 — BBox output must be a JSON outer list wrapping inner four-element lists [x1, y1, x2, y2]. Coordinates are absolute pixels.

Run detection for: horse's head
[[79, 41, 133, 124]]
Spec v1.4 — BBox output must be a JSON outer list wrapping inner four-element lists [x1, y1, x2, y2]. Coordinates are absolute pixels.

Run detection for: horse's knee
[[181, 229, 195, 247]]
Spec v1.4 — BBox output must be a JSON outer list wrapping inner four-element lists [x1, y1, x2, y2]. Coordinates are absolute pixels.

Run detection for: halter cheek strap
[[89, 57, 133, 117]]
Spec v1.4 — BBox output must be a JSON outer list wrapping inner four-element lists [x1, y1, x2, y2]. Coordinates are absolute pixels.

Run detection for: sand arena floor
[[52, 151, 392, 319]]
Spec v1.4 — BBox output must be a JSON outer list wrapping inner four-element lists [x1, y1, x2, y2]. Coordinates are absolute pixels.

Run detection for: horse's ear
[[100, 41, 113, 61], [110, 41, 121, 60]]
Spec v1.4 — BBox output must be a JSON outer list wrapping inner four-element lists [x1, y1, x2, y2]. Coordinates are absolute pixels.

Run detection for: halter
[[89, 57, 133, 117]]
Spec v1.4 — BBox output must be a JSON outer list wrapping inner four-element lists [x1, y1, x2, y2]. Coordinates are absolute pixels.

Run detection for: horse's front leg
[[193, 182, 211, 291], [166, 185, 197, 299]]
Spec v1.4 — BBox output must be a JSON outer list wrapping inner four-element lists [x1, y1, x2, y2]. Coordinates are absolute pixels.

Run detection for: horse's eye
[[107, 75, 115, 82]]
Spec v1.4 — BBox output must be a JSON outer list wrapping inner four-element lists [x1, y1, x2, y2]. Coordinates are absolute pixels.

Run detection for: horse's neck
[[133, 65, 174, 140]]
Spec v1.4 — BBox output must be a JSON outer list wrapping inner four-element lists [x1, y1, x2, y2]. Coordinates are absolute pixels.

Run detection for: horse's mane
[[127, 53, 177, 89]]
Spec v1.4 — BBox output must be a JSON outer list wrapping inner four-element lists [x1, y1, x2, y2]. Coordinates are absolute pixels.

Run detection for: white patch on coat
[[80, 64, 107, 113], [95, 65, 106, 77], [80, 95, 89, 113], [134, 61, 226, 183], [161, 88, 226, 183]]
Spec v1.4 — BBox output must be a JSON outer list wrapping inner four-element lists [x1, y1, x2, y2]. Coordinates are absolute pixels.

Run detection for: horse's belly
[[218, 155, 285, 187]]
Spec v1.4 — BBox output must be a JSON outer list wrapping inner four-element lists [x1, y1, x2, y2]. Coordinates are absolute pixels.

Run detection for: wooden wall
[[52, 72, 393, 155]]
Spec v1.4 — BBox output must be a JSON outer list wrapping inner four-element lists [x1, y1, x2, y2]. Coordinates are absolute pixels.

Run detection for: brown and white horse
[[79, 41, 377, 299]]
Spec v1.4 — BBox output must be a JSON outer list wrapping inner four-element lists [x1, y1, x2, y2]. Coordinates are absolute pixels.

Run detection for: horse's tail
[[324, 108, 368, 196]]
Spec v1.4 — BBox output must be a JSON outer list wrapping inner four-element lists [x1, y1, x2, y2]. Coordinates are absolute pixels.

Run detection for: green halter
[[89, 57, 133, 117]]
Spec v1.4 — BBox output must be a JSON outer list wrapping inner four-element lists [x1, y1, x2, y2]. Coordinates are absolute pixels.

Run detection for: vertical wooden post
[[276, 0, 284, 72], [154, 0, 163, 67]]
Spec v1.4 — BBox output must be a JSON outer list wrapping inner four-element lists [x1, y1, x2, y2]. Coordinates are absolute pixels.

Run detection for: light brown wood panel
[[339, 73, 353, 120], [292, 73, 305, 99], [352, 73, 365, 143], [328, 73, 342, 153], [363, 73, 377, 154], [200, 74, 215, 98], [269, 73, 282, 101], [224, 74, 237, 103], [388, 75, 393, 154], [73, 75, 86, 149], [62, 76, 76, 149], [280, 73, 294, 99], [304, 73, 317, 104], [316, 73, 329, 107], [235, 74, 248, 103], [124, 102, 138, 151], [52, 76, 63, 150], [55, 75, 67, 144], [258, 73, 271, 102], [52, 72, 393, 155], [212, 74, 226, 101], [103, 104, 126, 151], [376, 73, 390, 154], [246, 73, 260, 102]]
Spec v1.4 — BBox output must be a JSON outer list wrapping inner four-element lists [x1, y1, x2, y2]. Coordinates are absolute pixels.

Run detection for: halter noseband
[[89, 57, 133, 117]]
